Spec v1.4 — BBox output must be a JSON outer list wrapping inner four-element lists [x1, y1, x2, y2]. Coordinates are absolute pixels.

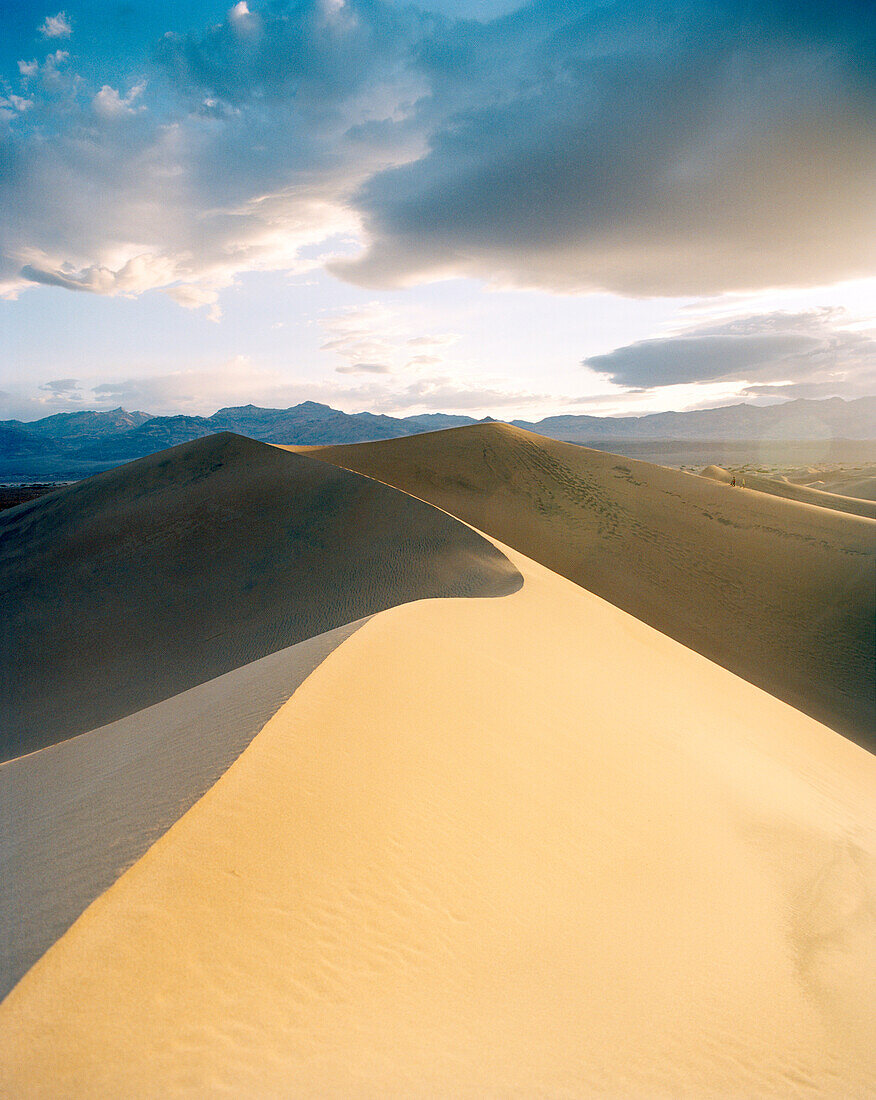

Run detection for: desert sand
[[306, 423, 876, 747], [0, 431, 518, 760], [2, 535, 874, 1096], [701, 464, 876, 520], [0, 618, 367, 999], [816, 470, 876, 503], [2, 427, 874, 1096]]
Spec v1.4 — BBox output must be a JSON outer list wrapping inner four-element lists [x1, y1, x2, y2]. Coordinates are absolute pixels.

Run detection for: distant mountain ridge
[[514, 396, 876, 442], [7, 407, 152, 440], [1, 396, 874, 479]]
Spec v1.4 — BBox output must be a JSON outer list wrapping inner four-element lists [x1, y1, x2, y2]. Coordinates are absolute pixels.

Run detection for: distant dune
[[0, 432, 519, 760], [820, 473, 876, 502], [792, 468, 876, 504], [701, 464, 876, 519], [2, 537, 873, 1096], [306, 423, 876, 747]]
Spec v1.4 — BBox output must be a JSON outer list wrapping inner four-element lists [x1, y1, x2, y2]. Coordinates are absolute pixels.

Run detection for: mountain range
[[1, 396, 874, 480]]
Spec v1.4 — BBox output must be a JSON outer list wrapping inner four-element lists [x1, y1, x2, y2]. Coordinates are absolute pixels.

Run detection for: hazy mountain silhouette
[[1, 396, 873, 480]]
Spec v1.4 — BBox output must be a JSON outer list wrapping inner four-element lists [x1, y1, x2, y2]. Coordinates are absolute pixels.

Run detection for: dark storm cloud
[[335, 0, 876, 294], [584, 310, 876, 394]]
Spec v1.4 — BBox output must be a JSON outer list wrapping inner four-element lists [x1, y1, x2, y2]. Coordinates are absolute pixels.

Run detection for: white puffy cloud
[[92, 82, 146, 119], [2, 0, 426, 307], [164, 284, 223, 322], [407, 334, 458, 347], [38, 11, 71, 38]]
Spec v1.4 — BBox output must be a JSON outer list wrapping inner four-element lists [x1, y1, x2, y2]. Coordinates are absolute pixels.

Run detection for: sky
[[1, 0, 874, 422]]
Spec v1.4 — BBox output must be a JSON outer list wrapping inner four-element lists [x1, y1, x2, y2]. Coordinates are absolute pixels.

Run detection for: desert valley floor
[[1, 424, 874, 1097]]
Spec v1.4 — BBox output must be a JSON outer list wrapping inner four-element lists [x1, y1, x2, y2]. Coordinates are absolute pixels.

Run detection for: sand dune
[[780, 465, 876, 505], [701, 464, 876, 519], [306, 424, 876, 747], [1, 431, 519, 760], [2, 538, 873, 1097], [818, 473, 876, 502], [0, 618, 366, 999]]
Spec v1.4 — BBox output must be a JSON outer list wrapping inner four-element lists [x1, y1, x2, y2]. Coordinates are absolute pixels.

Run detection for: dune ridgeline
[[1, 425, 874, 1097], [700, 464, 876, 520], [0, 431, 518, 760], [308, 423, 876, 749], [0, 432, 518, 996]]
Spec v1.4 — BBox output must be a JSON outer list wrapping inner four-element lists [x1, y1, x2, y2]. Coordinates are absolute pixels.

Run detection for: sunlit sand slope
[[701, 464, 876, 519], [0, 431, 519, 760], [2, 543, 873, 1097], [306, 424, 876, 747], [0, 618, 366, 999], [818, 473, 876, 503]]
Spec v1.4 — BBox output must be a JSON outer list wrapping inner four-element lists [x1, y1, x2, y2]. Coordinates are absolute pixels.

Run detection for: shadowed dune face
[[0, 619, 367, 1000], [306, 424, 876, 749], [0, 432, 520, 760]]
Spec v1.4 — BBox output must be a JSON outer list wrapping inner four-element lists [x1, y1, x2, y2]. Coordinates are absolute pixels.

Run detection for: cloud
[[2, 0, 425, 304], [0, 95, 33, 115], [3, 0, 874, 314], [346, 375, 550, 413], [333, 0, 876, 296], [39, 377, 80, 393], [583, 309, 876, 397], [335, 362, 393, 374], [90, 358, 261, 412], [162, 282, 223, 322], [21, 254, 183, 296], [19, 266, 94, 292], [39, 11, 71, 38], [407, 334, 458, 347], [77, 358, 550, 419], [18, 60, 39, 78], [35, 377, 82, 402], [318, 302, 459, 376], [92, 82, 146, 120]]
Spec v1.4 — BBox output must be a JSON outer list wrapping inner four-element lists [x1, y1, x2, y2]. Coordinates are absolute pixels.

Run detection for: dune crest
[[0, 618, 367, 999], [1, 539, 873, 1096], [700, 463, 876, 519], [304, 423, 876, 747], [0, 431, 519, 760]]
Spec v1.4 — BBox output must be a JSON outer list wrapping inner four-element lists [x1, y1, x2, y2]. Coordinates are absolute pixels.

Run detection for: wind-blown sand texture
[[0, 619, 367, 999], [0, 431, 519, 760], [307, 424, 876, 748], [2, 536, 874, 1097]]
